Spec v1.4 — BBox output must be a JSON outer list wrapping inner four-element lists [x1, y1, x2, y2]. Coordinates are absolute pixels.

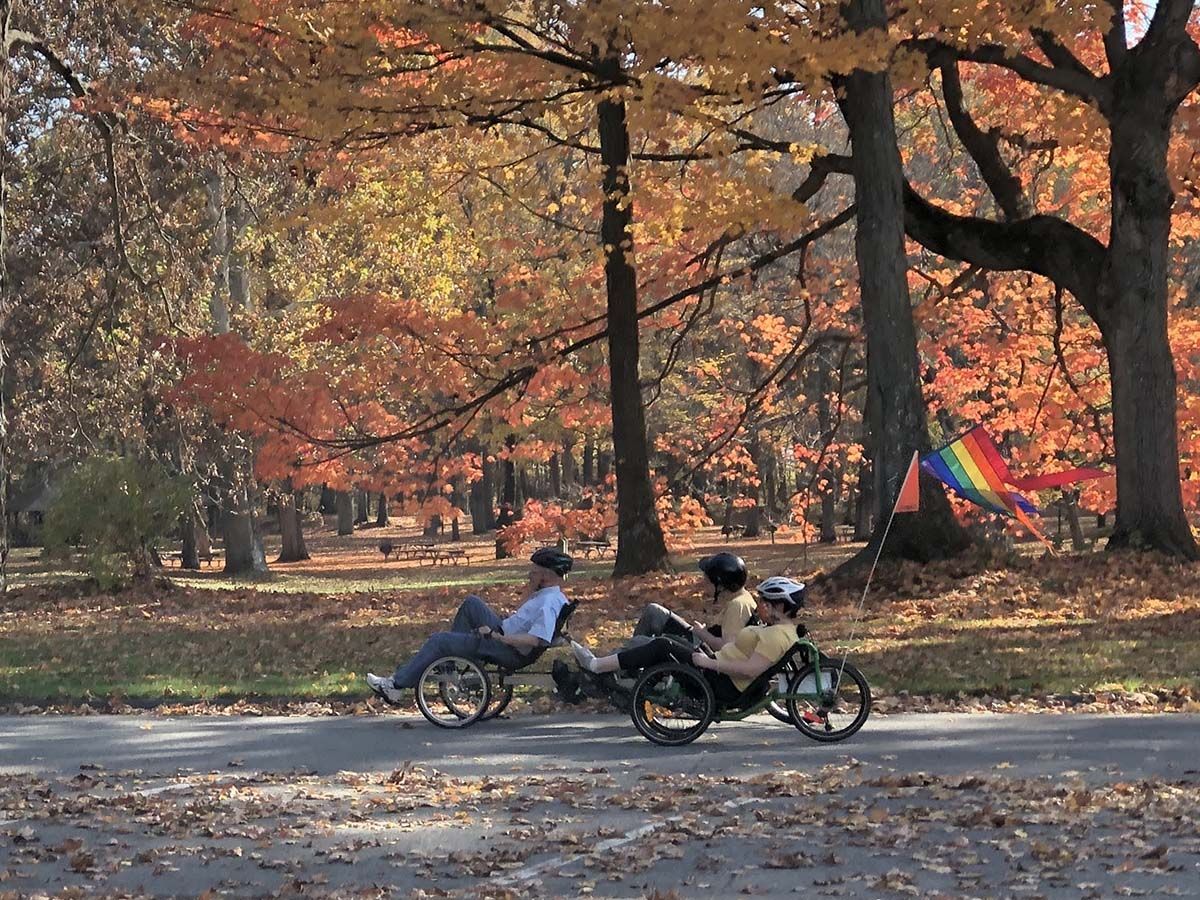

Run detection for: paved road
[[2, 711, 1199, 782], [2, 713, 1199, 898]]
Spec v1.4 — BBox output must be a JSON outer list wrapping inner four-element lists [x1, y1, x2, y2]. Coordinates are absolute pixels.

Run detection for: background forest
[[5, 0, 1200, 586]]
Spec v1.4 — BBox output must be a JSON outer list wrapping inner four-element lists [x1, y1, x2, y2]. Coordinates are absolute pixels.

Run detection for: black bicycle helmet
[[531, 547, 574, 577], [698, 552, 748, 601]]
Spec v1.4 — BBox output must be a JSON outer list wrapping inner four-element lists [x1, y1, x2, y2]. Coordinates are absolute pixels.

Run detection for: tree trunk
[[562, 438, 576, 492], [451, 516, 460, 541], [319, 483, 336, 514], [336, 491, 354, 535], [495, 502, 515, 560], [517, 465, 530, 509], [762, 448, 779, 525], [0, 0, 12, 594], [424, 514, 441, 538], [743, 435, 765, 538], [1097, 80, 1198, 557], [853, 456, 874, 541], [743, 503, 762, 539], [180, 502, 201, 570], [596, 448, 612, 483], [375, 492, 389, 526], [502, 435, 518, 515], [221, 464, 268, 576], [582, 440, 595, 485], [820, 484, 838, 543], [837, 0, 970, 566], [1062, 491, 1086, 552], [471, 454, 496, 534], [277, 480, 310, 562], [596, 76, 671, 576], [549, 452, 562, 499], [355, 489, 370, 525]]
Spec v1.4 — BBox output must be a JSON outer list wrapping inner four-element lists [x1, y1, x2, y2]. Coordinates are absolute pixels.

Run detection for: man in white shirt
[[367, 548, 573, 703]]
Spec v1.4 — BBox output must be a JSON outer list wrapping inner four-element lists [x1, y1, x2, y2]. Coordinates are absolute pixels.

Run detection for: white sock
[[571, 640, 601, 673]]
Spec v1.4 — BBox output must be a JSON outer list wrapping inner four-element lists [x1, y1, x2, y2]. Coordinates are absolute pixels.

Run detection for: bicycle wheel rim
[[417, 657, 490, 728], [787, 660, 870, 742]]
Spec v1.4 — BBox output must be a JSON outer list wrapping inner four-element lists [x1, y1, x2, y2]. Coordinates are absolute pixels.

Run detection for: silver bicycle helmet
[[755, 576, 806, 611]]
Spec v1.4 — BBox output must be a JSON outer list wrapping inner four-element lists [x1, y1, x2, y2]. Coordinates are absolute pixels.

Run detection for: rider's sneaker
[[570, 640, 600, 673], [801, 709, 825, 725], [366, 673, 404, 707]]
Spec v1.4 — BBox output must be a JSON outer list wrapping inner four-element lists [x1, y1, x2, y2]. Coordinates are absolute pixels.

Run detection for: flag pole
[[835, 452, 918, 691]]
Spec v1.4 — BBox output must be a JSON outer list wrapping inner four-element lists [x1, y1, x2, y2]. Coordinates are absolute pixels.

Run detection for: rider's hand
[[476, 625, 493, 636], [692, 621, 708, 635], [691, 651, 713, 669]]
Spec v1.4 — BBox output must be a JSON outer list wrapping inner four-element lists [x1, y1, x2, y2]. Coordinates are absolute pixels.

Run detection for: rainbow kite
[[917, 425, 1107, 547], [921, 426, 1040, 517]]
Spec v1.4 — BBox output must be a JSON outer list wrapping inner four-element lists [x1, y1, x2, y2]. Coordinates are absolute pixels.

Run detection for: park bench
[[161, 548, 216, 568], [431, 547, 470, 566], [576, 540, 613, 559]]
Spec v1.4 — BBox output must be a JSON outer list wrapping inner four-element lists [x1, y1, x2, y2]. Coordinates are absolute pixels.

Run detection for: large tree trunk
[[596, 73, 671, 576], [838, 0, 970, 566], [1097, 77, 1197, 557], [355, 489, 370, 525], [335, 490, 354, 535], [277, 479, 310, 562], [221, 460, 268, 576], [375, 492, 389, 526], [0, 0, 12, 595]]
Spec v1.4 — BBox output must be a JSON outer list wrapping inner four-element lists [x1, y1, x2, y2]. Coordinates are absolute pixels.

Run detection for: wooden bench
[[431, 547, 470, 566], [161, 549, 216, 568], [576, 540, 614, 559]]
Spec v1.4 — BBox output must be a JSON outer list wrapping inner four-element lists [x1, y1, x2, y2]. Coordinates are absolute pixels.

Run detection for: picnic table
[[395, 540, 436, 561], [388, 540, 469, 566]]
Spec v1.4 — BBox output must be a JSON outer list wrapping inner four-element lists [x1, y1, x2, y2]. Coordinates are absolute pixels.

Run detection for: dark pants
[[615, 637, 741, 704], [390, 595, 531, 688], [632, 603, 694, 640]]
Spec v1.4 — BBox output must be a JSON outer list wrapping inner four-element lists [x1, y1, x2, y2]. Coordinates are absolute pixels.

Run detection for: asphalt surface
[[1, 712, 1199, 898], [3, 710, 1199, 782]]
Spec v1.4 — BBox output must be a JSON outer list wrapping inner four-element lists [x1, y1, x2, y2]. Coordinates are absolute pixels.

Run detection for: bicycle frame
[[713, 637, 830, 723]]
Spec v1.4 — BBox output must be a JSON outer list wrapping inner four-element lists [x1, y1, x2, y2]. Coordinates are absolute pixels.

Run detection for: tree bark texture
[[839, 0, 970, 564], [596, 75, 671, 576], [336, 490, 354, 536], [277, 480, 310, 562]]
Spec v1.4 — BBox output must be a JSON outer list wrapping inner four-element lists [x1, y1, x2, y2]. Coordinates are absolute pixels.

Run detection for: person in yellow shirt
[[572, 576, 806, 705], [630, 552, 757, 651]]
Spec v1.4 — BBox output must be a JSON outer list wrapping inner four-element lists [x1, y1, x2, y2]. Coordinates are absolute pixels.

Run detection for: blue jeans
[[390, 596, 531, 688]]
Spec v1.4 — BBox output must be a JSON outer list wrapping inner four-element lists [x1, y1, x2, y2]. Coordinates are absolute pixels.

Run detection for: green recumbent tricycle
[[628, 637, 871, 746]]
